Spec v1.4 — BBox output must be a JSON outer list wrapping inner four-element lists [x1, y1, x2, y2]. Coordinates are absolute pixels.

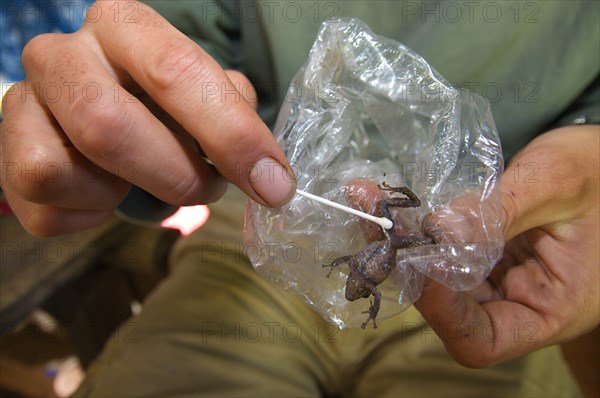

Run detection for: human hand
[[0, 1, 295, 236], [415, 125, 599, 367]]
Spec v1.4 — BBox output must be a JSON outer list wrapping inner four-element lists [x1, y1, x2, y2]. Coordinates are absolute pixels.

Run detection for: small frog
[[324, 182, 433, 329]]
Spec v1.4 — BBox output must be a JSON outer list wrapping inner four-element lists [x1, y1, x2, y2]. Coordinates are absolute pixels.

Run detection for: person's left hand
[[415, 125, 599, 367]]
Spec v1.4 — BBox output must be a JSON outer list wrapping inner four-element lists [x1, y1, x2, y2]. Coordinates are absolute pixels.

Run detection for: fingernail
[[249, 157, 295, 207]]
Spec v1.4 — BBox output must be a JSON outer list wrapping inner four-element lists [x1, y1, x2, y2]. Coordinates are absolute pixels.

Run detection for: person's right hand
[[0, 0, 296, 236]]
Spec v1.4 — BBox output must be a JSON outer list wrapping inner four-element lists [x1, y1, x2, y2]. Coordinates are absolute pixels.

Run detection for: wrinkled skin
[[0, 1, 295, 237]]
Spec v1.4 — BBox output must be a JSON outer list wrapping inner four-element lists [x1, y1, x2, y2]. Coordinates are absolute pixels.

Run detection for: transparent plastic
[[244, 18, 504, 329]]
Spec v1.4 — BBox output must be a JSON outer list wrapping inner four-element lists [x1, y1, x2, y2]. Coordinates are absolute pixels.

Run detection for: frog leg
[[361, 287, 382, 329], [377, 183, 421, 222], [378, 184, 435, 247], [379, 181, 420, 201], [323, 255, 353, 278]]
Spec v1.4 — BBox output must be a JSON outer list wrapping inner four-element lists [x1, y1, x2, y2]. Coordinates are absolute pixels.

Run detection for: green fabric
[[74, 187, 581, 397], [145, 0, 599, 158]]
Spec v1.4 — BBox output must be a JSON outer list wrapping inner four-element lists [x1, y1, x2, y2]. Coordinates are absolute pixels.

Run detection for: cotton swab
[[197, 155, 394, 230], [295, 189, 393, 230]]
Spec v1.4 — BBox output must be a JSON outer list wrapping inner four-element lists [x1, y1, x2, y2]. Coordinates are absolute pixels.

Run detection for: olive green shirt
[[146, 0, 599, 158]]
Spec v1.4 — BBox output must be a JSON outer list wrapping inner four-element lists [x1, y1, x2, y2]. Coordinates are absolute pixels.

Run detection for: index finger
[[86, 1, 295, 207]]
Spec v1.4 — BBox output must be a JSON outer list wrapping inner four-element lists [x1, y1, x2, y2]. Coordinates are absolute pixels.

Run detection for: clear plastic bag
[[244, 18, 504, 329]]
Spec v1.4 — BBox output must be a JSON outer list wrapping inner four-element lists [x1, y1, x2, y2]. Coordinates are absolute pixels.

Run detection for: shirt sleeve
[[142, 0, 242, 70], [551, 75, 600, 127]]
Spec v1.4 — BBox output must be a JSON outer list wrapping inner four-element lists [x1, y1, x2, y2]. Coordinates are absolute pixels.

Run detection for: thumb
[[500, 130, 592, 241], [414, 277, 554, 367], [413, 280, 499, 367]]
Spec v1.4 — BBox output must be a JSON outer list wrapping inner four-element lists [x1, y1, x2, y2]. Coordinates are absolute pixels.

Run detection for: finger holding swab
[[197, 154, 392, 230]]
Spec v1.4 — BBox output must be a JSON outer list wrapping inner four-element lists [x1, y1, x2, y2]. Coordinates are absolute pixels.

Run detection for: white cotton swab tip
[[295, 189, 394, 230]]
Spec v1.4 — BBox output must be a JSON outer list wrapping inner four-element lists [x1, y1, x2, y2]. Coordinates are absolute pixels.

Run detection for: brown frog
[[324, 182, 433, 328]]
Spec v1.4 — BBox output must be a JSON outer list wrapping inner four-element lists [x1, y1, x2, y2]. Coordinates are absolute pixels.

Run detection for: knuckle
[[45, 46, 91, 89], [23, 33, 91, 92], [225, 70, 257, 105], [145, 40, 209, 92], [8, 146, 60, 203], [69, 96, 132, 160], [18, 208, 70, 237], [161, 162, 228, 206], [20, 211, 59, 237], [165, 172, 204, 206], [500, 194, 517, 232], [22, 33, 61, 73], [202, 178, 229, 203], [214, 118, 261, 160], [227, 124, 255, 151]]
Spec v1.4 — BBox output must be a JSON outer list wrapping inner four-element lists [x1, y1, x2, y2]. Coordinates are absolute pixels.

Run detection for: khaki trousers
[[73, 188, 580, 397]]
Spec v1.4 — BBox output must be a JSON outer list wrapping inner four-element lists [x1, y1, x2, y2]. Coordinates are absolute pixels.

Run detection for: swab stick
[[296, 189, 393, 230], [198, 154, 394, 230]]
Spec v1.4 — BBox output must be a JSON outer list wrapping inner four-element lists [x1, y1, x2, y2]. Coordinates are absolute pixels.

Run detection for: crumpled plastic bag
[[244, 18, 504, 329]]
